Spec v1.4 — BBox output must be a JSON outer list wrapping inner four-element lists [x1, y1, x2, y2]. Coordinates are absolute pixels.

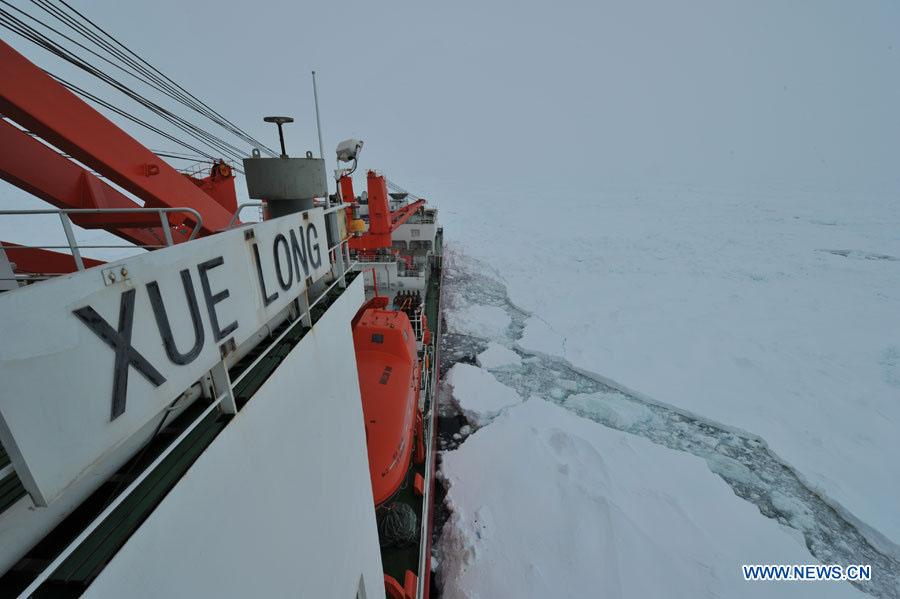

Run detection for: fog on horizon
[[2, 0, 899, 205]]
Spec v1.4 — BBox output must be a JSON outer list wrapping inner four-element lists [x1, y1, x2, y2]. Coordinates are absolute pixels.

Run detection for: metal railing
[[352, 253, 396, 264], [227, 202, 266, 227], [401, 265, 426, 277], [178, 159, 240, 180], [412, 307, 425, 342], [229, 253, 356, 393], [0, 207, 203, 273], [229, 202, 353, 228], [419, 344, 434, 393], [415, 306, 442, 599], [403, 213, 436, 225]]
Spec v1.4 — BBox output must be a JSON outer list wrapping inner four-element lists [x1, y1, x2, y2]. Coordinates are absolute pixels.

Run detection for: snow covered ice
[[435, 186, 900, 598], [438, 397, 865, 599], [445, 303, 512, 342], [475, 342, 521, 370], [444, 363, 522, 428]]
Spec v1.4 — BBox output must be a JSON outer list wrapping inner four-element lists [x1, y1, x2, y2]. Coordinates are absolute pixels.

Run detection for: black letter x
[[73, 289, 167, 421]]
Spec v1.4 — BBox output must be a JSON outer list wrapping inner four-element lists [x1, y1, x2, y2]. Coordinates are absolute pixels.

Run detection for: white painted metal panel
[[85, 276, 385, 599], [0, 209, 329, 506], [0, 245, 17, 292], [0, 399, 196, 574], [392, 222, 436, 248]]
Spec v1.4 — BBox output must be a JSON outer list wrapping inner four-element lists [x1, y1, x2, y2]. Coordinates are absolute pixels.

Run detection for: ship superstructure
[[0, 23, 442, 599]]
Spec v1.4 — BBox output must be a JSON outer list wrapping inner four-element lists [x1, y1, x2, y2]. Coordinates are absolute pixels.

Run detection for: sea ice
[[444, 363, 522, 427], [444, 304, 511, 341], [475, 342, 522, 370], [441, 187, 900, 552], [437, 398, 864, 599], [563, 391, 654, 430]]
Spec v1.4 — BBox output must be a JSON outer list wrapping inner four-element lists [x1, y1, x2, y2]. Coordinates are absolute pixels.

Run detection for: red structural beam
[[0, 39, 234, 235], [186, 160, 238, 215], [348, 171, 426, 252], [389, 199, 425, 230], [0, 119, 192, 247], [2, 242, 105, 275], [366, 171, 392, 239]]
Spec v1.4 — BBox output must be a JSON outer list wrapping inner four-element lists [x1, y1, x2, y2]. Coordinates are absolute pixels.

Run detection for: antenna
[[312, 71, 326, 166], [312, 71, 330, 207], [263, 116, 293, 157]]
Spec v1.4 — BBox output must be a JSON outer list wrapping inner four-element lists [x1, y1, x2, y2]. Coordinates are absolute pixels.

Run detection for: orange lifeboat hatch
[[352, 306, 421, 506]]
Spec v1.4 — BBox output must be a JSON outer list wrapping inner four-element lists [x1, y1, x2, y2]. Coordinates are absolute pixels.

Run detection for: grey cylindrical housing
[[242, 156, 327, 202]]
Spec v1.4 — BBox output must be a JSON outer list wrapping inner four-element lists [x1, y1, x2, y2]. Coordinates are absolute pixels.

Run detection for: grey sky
[[3, 0, 899, 206]]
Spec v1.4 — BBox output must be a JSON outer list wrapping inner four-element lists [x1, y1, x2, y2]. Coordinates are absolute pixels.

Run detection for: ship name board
[[0, 208, 331, 506], [72, 218, 324, 422]]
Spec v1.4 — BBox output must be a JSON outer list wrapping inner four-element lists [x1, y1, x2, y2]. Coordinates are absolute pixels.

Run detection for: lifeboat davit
[[352, 301, 421, 506]]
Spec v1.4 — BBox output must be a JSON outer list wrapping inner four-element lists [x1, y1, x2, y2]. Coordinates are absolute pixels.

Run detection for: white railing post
[[210, 361, 237, 414], [58, 212, 85, 271], [159, 211, 175, 246], [299, 289, 312, 329]]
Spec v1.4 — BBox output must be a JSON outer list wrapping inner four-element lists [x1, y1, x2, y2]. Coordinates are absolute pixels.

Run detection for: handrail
[[227, 202, 265, 227], [416, 334, 440, 599], [353, 253, 397, 264], [419, 344, 434, 392], [0, 207, 203, 272], [230, 253, 356, 390], [229, 202, 351, 228]]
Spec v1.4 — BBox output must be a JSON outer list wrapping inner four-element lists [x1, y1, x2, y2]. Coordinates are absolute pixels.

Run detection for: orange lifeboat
[[352, 305, 421, 506]]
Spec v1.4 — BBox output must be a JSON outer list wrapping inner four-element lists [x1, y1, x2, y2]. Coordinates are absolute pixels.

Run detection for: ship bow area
[[83, 275, 385, 598]]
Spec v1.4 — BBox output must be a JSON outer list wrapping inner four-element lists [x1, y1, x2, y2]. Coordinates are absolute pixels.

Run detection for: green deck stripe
[[0, 474, 26, 513], [48, 410, 228, 584], [0, 443, 10, 470]]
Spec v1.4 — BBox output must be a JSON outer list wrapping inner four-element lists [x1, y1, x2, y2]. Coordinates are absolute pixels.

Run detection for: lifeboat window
[[403, 329, 409, 341], [371, 334, 384, 344]]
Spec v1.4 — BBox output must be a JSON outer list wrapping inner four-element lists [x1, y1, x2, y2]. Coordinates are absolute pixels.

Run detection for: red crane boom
[[0, 38, 238, 272]]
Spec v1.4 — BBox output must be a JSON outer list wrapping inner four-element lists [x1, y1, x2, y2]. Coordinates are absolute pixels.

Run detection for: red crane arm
[[0, 39, 234, 235], [0, 119, 192, 247], [389, 199, 425, 231], [1, 242, 105, 275], [346, 172, 426, 253]]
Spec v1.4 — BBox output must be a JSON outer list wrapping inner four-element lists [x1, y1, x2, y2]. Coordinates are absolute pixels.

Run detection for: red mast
[[343, 170, 425, 254]]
